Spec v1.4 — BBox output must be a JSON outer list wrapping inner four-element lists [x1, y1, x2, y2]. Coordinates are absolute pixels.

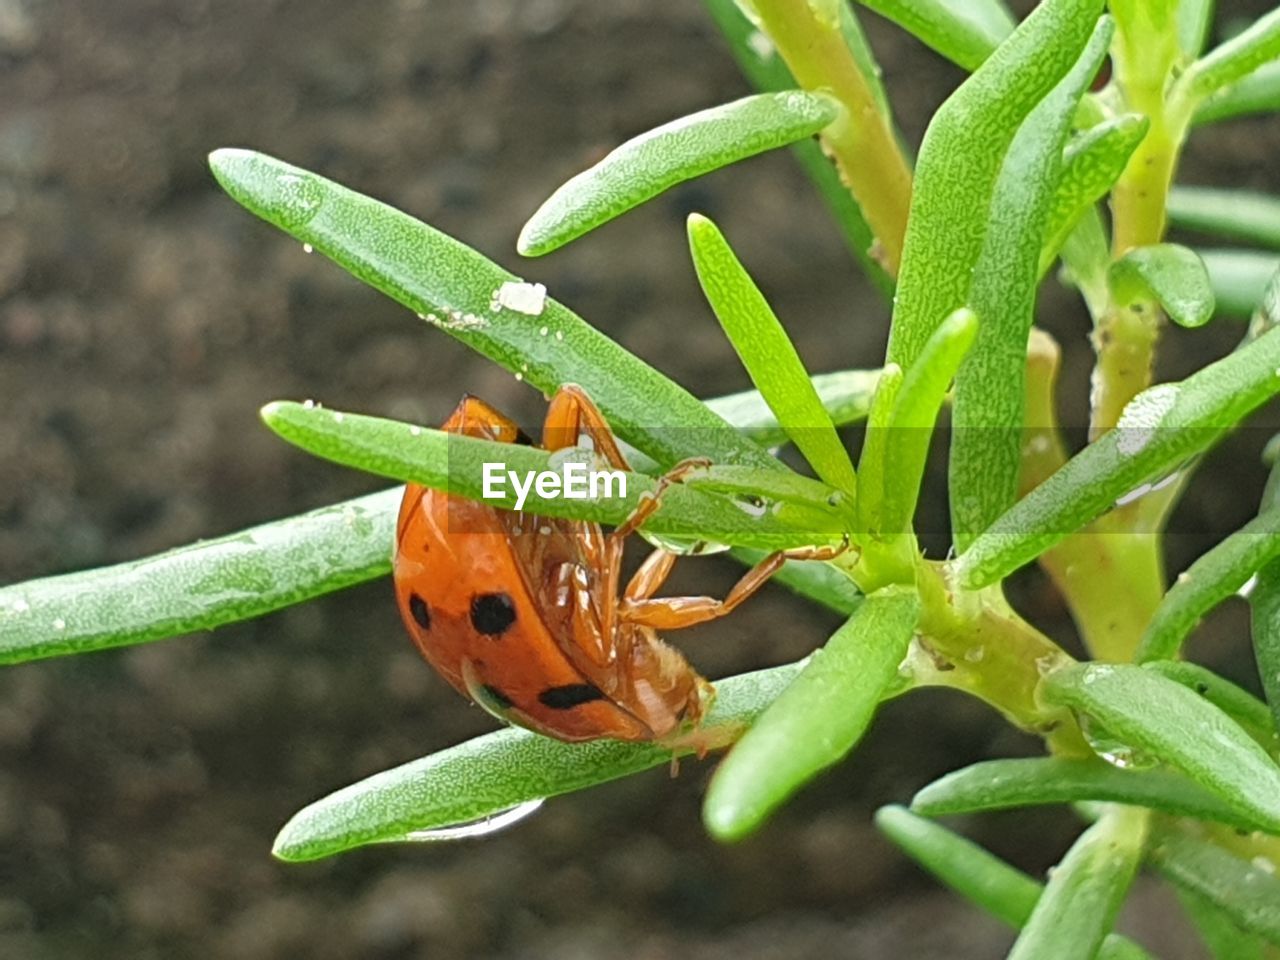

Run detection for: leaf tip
[[701, 792, 757, 843], [515, 218, 549, 258], [260, 400, 287, 425]]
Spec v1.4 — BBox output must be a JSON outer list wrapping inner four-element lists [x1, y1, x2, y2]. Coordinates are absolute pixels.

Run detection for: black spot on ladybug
[[479, 684, 515, 710], [538, 683, 606, 710], [470, 592, 517, 635], [409, 593, 432, 630], [514, 428, 536, 446]]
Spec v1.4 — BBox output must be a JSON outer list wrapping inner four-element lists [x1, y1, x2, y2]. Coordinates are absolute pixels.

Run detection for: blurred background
[[2, 1, 1279, 957]]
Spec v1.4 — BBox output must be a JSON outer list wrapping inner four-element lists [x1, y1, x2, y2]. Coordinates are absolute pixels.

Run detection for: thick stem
[[1037, 517, 1166, 662], [908, 560, 1090, 756], [751, 0, 913, 273], [1089, 298, 1161, 439]]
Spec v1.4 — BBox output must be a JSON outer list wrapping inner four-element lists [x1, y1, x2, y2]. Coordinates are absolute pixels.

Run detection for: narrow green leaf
[[1176, 885, 1267, 960], [876, 806, 1040, 926], [885, 0, 1105, 371], [1253, 554, 1280, 740], [1041, 662, 1280, 833], [1143, 660, 1279, 752], [1177, 0, 1215, 57], [1251, 445, 1280, 739], [1200, 248, 1280, 317], [1169, 187, 1280, 251], [855, 362, 903, 537], [516, 91, 840, 257], [912, 757, 1271, 833], [0, 489, 400, 666], [703, 586, 919, 841], [854, 0, 1013, 72], [1040, 114, 1150, 277], [1007, 807, 1147, 960], [1194, 61, 1280, 125], [0, 375, 865, 667], [874, 807, 1154, 959], [883, 308, 978, 536], [956, 326, 1280, 588], [273, 660, 806, 862], [260, 402, 840, 552], [698, 0, 892, 295], [208, 148, 779, 473], [1147, 823, 1280, 944], [1137, 508, 1280, 661], [687, 214, 858, 494], [1183, 8, 1280, 102], [686, 465, 849, 515], [706, 369, 881, 447], [1110, 243, 1216, 329], [951, 19, 1113, 548]]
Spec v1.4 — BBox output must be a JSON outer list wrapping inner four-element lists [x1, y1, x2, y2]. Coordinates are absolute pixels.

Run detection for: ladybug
[[393, 384, 841, 748]]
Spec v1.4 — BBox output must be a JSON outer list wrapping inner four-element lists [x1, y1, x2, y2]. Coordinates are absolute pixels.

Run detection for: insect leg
[[618, 541, 849, 631], [542, 384, 632, 470]]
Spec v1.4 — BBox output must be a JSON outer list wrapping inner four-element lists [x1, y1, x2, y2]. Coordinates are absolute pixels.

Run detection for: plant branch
[[751, 0, 913, 273]]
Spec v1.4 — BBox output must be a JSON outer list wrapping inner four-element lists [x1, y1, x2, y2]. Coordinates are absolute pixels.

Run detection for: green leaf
[[260, 402, 839, 552], [1109, 243, 1216, 329], [0, 489, 400, 666], [686, 465, 848, 513], [208, 148, 778, 473], [1200, 248, 1280, 317], [516, 91, 840, 257], [687, 214, 858, 494], [874, 807, 1154, 959], [1251, 447, 1280, 740], [701, 369, 881, 447], [698, 0, 892, 294], [1176, 885, 1267, 960], [1040, 114, 1150, 276], [703, 586, 918, 841], [1177, 0, 1215, 57], [951, 19, 1113, 548], [1253, 554, 1280, 740], [1143, 660, 1278, 752], [1040, 662, 1280, 833], [912, 757, 1271, 833], [853, 0, 1013, 72], [956, 326, 1280, 588], [1182, 7, 1280, 103], [0, 375, 865, 667], [883, 308, 978, 537], [273, 659, 806, 862], [855, 362, 903, 537], [1194, 61, 1280, 125], [1136, 508, 1280, 662], [1168, 187, 1280, 251], [885, 0, 1105, 371], [1147, 823, 1280, 944], [1006, 807, 1147, 960]]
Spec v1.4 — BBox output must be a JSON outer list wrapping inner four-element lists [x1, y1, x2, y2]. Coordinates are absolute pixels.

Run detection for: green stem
[[750, 0, 913, 273], [907, 560, 1089, 755], [1037, 517, 1166, 662]]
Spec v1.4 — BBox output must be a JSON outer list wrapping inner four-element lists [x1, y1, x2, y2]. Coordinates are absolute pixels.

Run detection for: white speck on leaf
[[496, 281, 547, 316], [1116, 384, 1178, 456]]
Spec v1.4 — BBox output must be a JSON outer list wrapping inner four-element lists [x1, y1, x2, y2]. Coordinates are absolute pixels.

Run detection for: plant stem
[[1018, 328, 1068, 497], [908, 560, 1090, 756], [1037, 518, 1167, 662], [751, 0, 913, 273], [1092, 3, 1188, 437]]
